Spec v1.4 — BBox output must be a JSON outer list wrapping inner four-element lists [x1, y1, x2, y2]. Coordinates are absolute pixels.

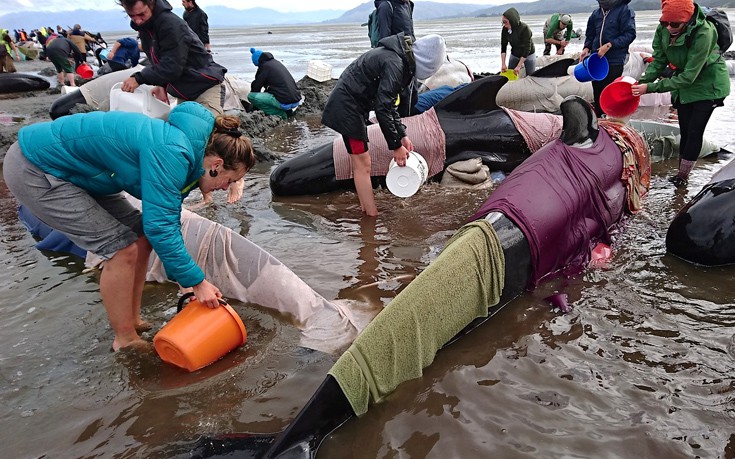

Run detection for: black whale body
[[269, 76, 532, 197], [666, 160, 735, 265], [0, 73, 50, 93]]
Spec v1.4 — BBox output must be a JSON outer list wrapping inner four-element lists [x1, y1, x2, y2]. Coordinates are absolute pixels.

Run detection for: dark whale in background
[[191, 96, 651, 458], [0, 73, 50, 93], [269, 76, 533, 197], [666, 158, 735, 266]]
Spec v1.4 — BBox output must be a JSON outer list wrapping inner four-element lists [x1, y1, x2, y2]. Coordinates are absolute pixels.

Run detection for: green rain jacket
[[639, 4, 730, 104]]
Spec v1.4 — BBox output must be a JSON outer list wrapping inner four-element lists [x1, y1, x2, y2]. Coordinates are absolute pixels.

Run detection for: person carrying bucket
[[580, 0, 637, 117], [321, 33, 446, 216], [500, 8, 536, 76], [44, 33, 86, 87], [631, 0, 730, 187], [2, 102, 256, 351]]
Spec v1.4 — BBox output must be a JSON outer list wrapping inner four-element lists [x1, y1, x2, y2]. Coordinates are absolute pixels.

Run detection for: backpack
[[367, 1, 394, 48], [685, 7, 733, 54]]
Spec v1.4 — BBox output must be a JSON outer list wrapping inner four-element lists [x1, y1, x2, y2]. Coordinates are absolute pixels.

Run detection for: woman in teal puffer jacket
[[3, 102, 256, 351], [632, 0, 730, 187]]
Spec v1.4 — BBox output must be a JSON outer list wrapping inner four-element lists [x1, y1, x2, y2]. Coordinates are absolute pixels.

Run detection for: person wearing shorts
[[3, 102, 256, 352], [322, 33, 446, 216], [44, 34, 86, 87]]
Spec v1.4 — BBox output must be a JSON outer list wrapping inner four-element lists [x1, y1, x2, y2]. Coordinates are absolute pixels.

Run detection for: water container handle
[[176, 291, 229, 312]]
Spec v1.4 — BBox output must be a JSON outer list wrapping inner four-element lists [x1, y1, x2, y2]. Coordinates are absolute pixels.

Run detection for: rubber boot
[[669, 159, 696, 187]]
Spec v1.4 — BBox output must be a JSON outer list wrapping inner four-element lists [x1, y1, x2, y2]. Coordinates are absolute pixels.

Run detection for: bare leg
[[66, 72, 76, 87], [100, 238, 149, 351], [57, 72, 64, 86], [351, 152, 378, 216], [132, 236, 153, 332]]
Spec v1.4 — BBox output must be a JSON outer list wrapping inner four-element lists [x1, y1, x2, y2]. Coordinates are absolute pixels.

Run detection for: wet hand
[[151, 85, 169, 103], [580, 48, 589, 60], [393, 146, 409, 167], [192, 279, 222, 308], [631, 83, 647, 97], [226, 178, 245, 204], [121, 76, 140, 92], [401, 136, 414, 153]]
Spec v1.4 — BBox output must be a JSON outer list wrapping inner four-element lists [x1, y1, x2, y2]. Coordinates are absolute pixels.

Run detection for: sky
[[5, 0, 525, 15]]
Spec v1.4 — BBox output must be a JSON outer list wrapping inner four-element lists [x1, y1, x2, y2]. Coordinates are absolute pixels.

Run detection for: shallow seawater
[[2, 11, 735, 458]]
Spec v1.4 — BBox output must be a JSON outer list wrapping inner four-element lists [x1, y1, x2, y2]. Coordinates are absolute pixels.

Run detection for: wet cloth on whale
[[329, 220, 505, 416], [600, 120, 650, 213], [83, 195, 376, 355], [469, 129, 627, 286], [333, 106, 446, 180], [502, 108, 563, 152]]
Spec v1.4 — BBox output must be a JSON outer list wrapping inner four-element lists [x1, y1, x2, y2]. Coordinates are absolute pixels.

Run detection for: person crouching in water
[[248, 47, 302, 119], [3, 102, 256, 351], [321, 33, 446, 216], [631, 0, 730, 187]]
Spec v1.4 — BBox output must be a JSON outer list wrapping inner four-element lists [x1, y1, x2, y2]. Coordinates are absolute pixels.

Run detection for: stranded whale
[[666, 158, 735, 266], [191, 96, 651, 458]]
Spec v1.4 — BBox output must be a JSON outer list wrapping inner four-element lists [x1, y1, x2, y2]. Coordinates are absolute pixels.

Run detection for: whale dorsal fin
[[433, 75, 506, 115], [530, 58, 576, 78]]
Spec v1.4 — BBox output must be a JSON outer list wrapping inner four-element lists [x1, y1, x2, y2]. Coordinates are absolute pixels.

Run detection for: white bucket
[[109, 82, 176, 120], [386, 151, 428, 198], [60, 85, 80, 95]]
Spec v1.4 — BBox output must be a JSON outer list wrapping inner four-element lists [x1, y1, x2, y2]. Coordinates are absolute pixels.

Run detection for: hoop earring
[[209, 169, 218, 177]]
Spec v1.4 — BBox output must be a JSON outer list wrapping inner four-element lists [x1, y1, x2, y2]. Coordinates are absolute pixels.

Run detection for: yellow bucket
[[500, 69, 518, 81]]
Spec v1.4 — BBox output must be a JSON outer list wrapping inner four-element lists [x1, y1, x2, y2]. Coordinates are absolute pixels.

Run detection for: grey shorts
[[3, 142, 143, 259]]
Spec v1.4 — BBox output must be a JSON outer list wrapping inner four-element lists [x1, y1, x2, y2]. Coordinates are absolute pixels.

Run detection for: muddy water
[[1, 11, 735, 459]]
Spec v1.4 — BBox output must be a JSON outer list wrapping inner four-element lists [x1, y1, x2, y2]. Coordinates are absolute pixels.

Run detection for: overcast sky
[[5, 0, 526, 15]]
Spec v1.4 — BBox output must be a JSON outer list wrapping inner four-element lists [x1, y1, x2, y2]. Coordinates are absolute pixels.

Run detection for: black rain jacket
[[251, 52, 302, 105], [322, 33, 416, 149], [375, 0, 415, 41], [132, 0, 225, 100], [183, 5, 209, 45]]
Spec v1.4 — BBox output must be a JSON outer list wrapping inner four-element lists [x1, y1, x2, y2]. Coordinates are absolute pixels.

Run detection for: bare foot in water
[[112, 337, 150, 352], [135, 320, 153, 333]]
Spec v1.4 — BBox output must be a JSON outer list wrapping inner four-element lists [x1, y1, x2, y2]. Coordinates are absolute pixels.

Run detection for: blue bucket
[[574, 54, 609, 82]]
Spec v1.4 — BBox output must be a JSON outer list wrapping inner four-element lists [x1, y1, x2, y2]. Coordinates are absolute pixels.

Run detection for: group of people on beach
[[499, 0, 729, 187], [1, 0, 731, 352]]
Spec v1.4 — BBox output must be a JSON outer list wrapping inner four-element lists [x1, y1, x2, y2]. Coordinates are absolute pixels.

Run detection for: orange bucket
[[154, 294, 247, 372]]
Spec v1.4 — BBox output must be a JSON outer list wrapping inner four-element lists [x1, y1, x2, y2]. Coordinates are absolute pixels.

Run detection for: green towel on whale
[[329, 220, 505, 416]]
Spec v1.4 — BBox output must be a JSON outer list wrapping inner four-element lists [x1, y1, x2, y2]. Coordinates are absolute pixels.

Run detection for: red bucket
[[600, 76, 640, 118], [75, 63, 93, 79]]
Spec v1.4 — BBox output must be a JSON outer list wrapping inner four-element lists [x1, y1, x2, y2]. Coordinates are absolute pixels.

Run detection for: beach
[[2, 12, 735, 458]]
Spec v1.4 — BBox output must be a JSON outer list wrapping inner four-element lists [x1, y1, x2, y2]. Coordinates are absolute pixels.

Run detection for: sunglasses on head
[[660, 20, 684, 28]]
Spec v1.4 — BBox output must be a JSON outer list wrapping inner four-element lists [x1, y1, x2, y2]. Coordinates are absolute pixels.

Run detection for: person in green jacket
[[543, 13, 573, 56], [632, 0, 730, 187], [500, 8, 536, 76], [3, 102, 256, 351]]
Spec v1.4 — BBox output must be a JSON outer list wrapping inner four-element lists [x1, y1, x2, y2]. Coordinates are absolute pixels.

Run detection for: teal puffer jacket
[[639, 4, 730, 104], [18, 102, 214, 287]]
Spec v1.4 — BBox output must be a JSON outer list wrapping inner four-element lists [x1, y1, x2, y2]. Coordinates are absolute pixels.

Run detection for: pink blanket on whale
[[333, 107, 446, 180]]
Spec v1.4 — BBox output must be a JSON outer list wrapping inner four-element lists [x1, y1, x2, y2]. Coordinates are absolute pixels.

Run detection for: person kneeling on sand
[[247, 47, 302, 120], [3, 102, 256, 351], [321, 33, 446, 216]]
